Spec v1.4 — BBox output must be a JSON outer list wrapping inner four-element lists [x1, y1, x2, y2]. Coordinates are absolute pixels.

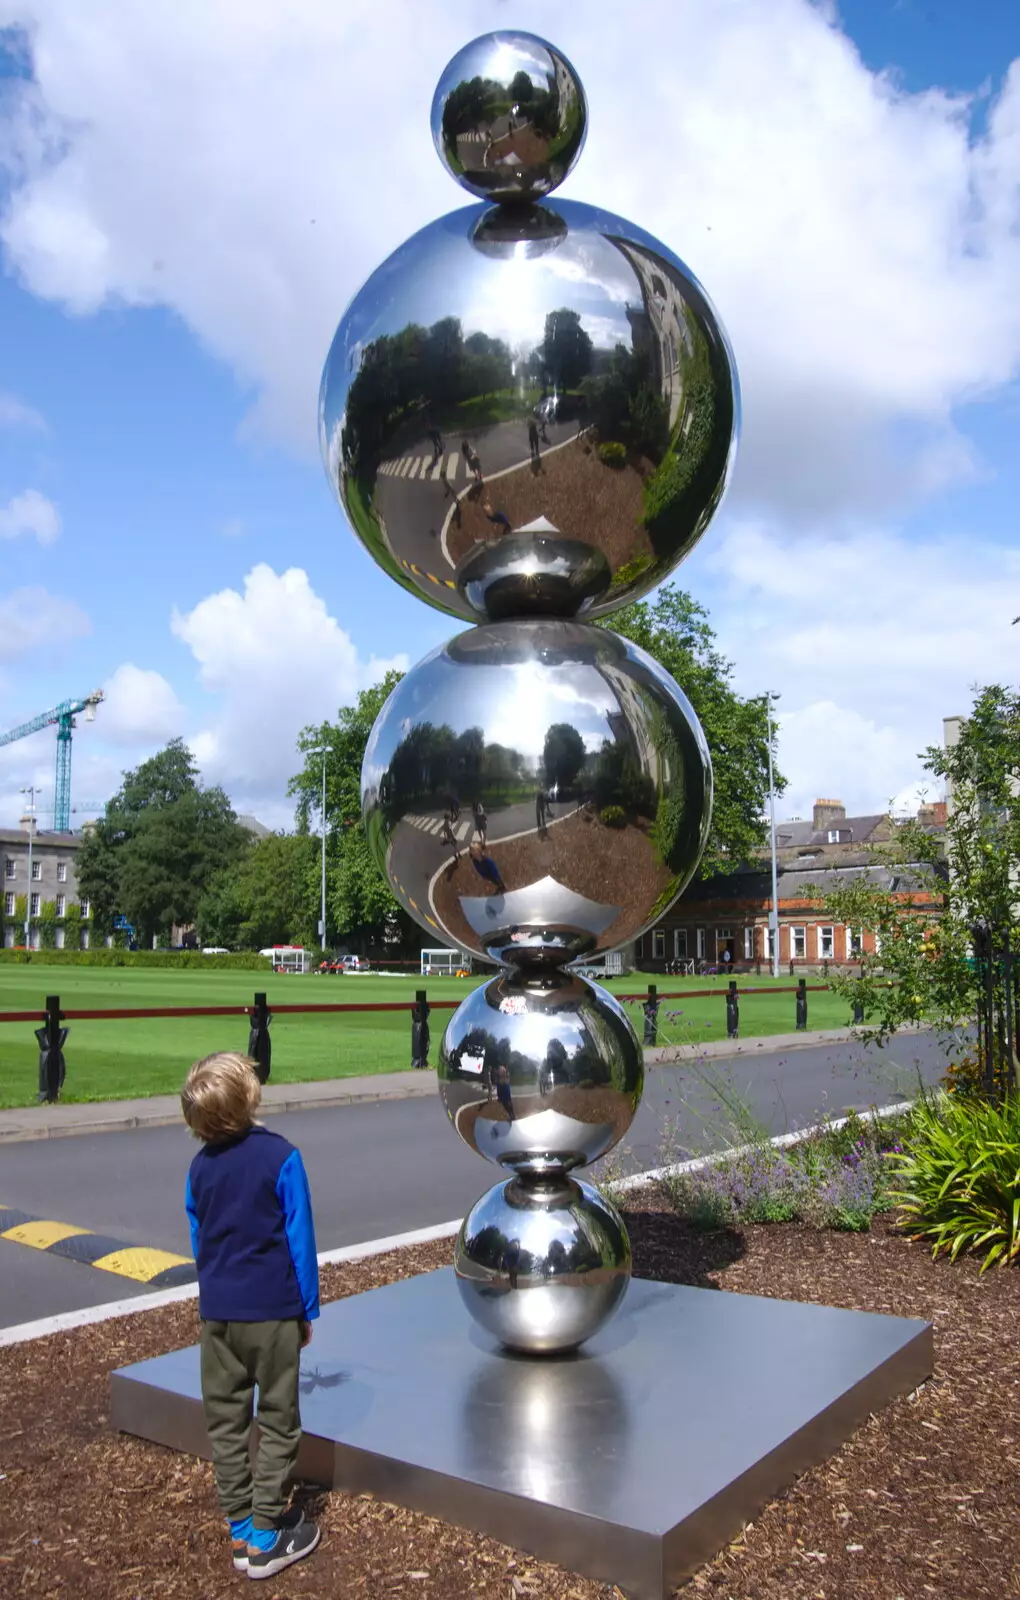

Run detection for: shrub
[[598, 440, 627, 468], [889, 1088, 1020, 1271], [662, 1146, 803, 1229], [943, 1050, 984, 1097], [600, 805, 626, 828], [0, 948, 272, 970]]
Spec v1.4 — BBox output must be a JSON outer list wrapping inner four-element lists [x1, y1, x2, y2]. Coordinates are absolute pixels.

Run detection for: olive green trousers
[[200, 1318, 302, 1529]]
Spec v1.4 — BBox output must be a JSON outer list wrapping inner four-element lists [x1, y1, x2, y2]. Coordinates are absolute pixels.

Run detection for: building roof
[[773, 813, 889, 849], [237, 814, 272, 839], [0, 828, 81, 847], [680, 860, 943, 907]]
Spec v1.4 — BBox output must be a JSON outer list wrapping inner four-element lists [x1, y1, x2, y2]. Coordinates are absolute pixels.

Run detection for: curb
[[0, 1024, 922, 1146]]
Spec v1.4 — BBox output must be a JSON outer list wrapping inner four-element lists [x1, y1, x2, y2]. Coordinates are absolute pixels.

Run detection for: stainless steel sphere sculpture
[[321, 32, 739, 1353]]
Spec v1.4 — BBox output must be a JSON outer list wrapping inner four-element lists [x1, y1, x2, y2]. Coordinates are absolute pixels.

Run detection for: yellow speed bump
[[2, 1219, 90, 1250], [91, 1245, 192, 1283]]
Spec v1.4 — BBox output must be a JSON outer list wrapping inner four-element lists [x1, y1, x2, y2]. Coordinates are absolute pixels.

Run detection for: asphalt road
[[0, 1031, 950, 1331]]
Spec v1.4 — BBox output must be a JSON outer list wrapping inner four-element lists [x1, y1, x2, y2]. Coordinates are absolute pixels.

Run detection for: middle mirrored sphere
[[320, 198, 739, 623], [439, 969, 642, 1173], [361, 618, 713, 966]]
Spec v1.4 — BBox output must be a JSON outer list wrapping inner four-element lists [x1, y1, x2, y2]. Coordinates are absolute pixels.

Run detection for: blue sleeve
[[276, 1149, 320, 1320], [184, 1172, 200, 1261]]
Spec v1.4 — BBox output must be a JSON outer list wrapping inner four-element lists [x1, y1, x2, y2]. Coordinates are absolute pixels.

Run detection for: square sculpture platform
[[111, 1270, 932, 1599]]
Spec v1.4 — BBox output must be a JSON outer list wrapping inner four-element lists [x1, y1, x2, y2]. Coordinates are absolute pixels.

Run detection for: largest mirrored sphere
[[361, 619, 713, 966], [320, 199, 739, 623], [430, 31, 587, 203]]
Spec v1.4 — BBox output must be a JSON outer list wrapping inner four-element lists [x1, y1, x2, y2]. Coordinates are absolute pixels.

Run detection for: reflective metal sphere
[[361, 619, 713, 966], [430, 32, 587, 204], [439, 969, 642, 1173], [319, 199, 739, 623], [455, 1174, 631, 1353]]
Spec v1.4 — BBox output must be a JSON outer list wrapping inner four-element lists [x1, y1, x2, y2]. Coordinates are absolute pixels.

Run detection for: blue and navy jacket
[[185, 1125, 320, 1324]]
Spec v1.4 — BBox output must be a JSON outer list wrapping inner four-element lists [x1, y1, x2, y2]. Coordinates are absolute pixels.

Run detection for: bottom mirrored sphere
[[454, 1173, 631, 1353]]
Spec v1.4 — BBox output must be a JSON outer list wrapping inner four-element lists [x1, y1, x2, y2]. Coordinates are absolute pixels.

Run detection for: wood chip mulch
[[3, 1201, 1019, 1599]]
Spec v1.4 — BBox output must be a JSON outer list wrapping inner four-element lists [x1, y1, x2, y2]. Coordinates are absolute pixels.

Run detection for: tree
[[542, 723, 586, 792], [604, 585, 781, 876], [289, 672, 419, 954], [75, 739, 249, 946], [509, 69, 534, 105], [821, 684, 1020, 1091], [541, 308, 593, 391], [197, 833, 319, 951]]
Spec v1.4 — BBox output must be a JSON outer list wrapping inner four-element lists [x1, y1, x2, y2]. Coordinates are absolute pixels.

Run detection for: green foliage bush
[[890, 1089, 1020, 1271], [600, 805, 626, 828], [597, 440, 627, 468], [0, 948, 272, 970]]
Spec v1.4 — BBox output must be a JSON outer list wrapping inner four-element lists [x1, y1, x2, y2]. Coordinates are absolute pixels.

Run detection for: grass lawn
[[0, 968, 854, 1109]]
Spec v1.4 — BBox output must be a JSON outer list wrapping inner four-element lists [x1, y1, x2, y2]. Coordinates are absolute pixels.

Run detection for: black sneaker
[[246, 1515, 321, 1580]]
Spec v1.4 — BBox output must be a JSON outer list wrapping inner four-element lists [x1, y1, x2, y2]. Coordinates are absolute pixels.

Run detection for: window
[[79, 898, 90, 919], [818, 925, 835, 960], [4, 892, 14, 917], [30, 893, 40, 916], [847, 928, 863, 958], [744, 927, 754, 959], [55, 927, 65, 950], [5, 857, 15, 879], [696, 927, 706, 959], [673, 929, 688, 959], [57, 863, 67, 883], [764, 926, 776, 959], [827, 828, 850, 844], [715, 926, 732, 946], [80, 929, 90, 950], [652, 929, 666, 960], [55, 895, 66, 917], [31, 860, 41, 881], [791, 926, 806, 960]]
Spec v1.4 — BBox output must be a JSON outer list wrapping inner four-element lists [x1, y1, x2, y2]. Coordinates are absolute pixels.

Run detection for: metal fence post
[[35, 994, 66, 1103], [643, 983, 659, 1047], [726, 980, 739, 1039], [412, 987, 430, 1069], [248, 991, 272, 1084], [796, 978, 807, 1032]]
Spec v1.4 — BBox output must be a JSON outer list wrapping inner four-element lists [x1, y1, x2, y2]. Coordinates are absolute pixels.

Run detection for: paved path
[[0, 1029, 949, 1329]]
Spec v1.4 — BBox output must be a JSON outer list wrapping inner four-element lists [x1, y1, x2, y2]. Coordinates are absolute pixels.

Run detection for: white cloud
[[99, 662, 186, 746], [0, 586, 90, 661], [706, 519, 1020, 816], [0, 390, 46, 431], [0, 489, 61, 544], [170, 563, 407, 811], [0, 1, 1017, 520]]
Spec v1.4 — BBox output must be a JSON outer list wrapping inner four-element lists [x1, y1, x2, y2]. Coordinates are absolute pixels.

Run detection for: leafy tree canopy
[[605, 585, 782, 877], [75, 739, 249, 946]]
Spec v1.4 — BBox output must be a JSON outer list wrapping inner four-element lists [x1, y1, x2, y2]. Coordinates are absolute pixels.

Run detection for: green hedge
[[0, 949, 272, 970]]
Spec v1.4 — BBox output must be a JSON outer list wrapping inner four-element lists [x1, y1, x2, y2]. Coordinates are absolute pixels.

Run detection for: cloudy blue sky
[[0, 0, 1017, 831]]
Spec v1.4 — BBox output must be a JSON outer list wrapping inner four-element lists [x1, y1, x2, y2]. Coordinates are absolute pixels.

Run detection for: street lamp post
[[763, 696, 780, 980], [19, 786, 38, 950], [308, 748, 328, 951]]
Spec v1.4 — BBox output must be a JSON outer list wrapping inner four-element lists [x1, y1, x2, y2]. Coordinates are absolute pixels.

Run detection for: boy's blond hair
[[181, 1052, 261, 1142]]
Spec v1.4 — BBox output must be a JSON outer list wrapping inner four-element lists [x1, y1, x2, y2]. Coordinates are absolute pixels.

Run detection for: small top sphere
[[431, 31, 587, 204]]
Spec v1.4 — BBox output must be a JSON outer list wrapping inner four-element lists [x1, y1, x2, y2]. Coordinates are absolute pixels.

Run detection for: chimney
[[812, 798, 845, 832]]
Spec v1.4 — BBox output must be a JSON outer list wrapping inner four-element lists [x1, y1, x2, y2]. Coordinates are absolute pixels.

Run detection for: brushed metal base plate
[[111, 1270, 932, 1598]]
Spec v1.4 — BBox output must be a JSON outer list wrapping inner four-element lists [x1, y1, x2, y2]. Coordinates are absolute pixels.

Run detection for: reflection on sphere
[[361, 619, 712, 965], [320, 200, 738, 623], [439, 968, 643, 1173], [430, 32, 587, 204]]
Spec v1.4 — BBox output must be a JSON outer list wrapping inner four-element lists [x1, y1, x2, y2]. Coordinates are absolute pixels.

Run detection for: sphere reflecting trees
[[361, 620, 713, 967], [430, 32, 587, 204]]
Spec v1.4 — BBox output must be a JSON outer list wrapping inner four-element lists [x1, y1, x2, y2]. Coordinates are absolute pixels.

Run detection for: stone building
[[1, 826, 90, 949]]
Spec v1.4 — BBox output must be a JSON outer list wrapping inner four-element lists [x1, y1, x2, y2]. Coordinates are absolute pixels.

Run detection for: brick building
[[634, 860, 944, 975]]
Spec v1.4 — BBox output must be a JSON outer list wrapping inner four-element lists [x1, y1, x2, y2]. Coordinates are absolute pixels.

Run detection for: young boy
[[182, 1052, 321, 1580]]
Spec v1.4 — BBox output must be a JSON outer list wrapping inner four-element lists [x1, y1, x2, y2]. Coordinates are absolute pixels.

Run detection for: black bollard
[[248, 991, 272, 1084], [35, 994, 67, 1103], [852, 999, 865, 1025], [642, 983, 659, 1047], [796, 978, 808, 1032], [411, 988, 431, 1069], [726, 979, 739, 1039]]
